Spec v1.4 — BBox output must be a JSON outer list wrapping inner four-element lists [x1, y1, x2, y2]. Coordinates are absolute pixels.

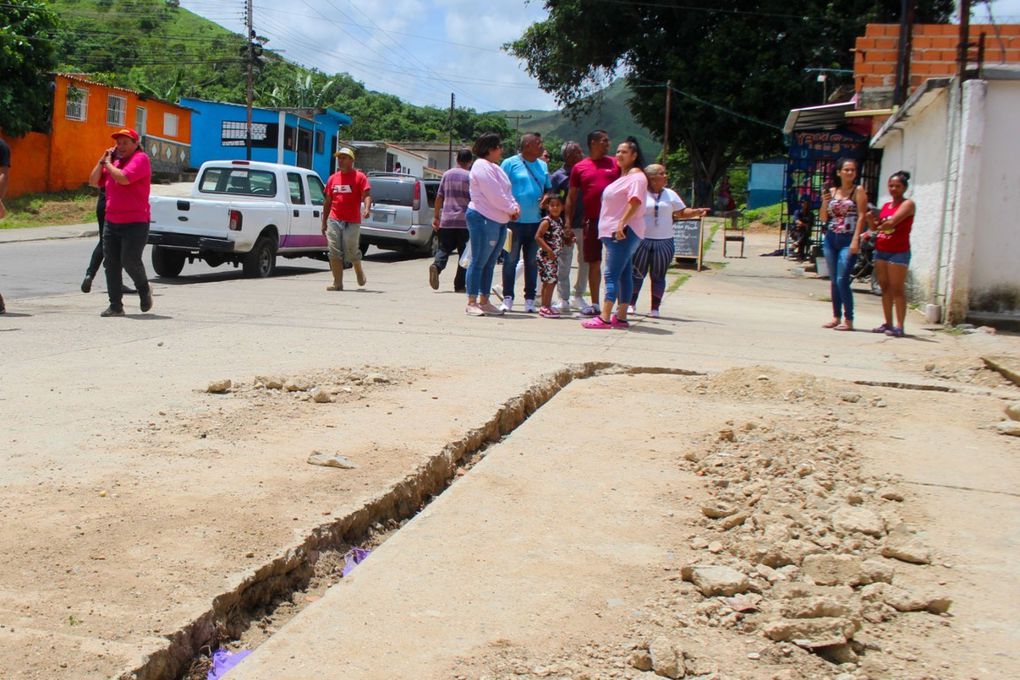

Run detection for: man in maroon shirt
[[321, 147, 372, 291], [566, 130, 620, 316]]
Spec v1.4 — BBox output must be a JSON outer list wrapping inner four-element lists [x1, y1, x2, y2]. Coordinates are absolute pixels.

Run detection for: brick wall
[[854, 23, 1020, 93]]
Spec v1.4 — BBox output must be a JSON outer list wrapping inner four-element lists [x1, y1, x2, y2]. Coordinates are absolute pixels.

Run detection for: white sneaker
[[492, 284, 503, 298], [524, 299, 537, 313], [627, 305, 636, 315], [556, 299, 571, 313], [570, 296, 586, 310], [499, 295, 513, 312], [649, 309, 661, 318]]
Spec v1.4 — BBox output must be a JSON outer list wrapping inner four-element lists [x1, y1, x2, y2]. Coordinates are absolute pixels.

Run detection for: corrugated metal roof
[[783, 101, 856, 134]]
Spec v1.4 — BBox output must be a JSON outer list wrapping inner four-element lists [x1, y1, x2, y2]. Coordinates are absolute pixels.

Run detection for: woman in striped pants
[[630, 164, 708, 317]]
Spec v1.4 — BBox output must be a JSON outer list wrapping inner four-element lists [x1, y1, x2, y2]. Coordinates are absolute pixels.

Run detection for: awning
[[783, 101, 857, 135]]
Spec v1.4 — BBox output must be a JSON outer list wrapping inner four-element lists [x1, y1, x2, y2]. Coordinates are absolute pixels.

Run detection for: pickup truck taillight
[[412, 181, 421, 212], [229, 209, 243, 231]]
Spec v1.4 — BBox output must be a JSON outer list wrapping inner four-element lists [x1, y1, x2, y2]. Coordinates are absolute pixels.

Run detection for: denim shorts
[[875, 249, 911, 266]]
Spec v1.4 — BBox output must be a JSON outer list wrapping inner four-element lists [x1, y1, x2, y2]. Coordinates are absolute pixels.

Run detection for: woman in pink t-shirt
[[88, 128, 153, 317], [582, 137, 648, 329]]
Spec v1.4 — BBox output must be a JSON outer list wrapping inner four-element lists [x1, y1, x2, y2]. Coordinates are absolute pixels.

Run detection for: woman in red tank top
[[872, 171, 915, 337]]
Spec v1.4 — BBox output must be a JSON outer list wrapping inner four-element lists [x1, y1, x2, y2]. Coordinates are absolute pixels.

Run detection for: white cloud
[[180, 0, 557, 112]]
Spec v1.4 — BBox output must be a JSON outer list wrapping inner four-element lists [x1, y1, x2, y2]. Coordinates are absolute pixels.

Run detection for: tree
[[509, 0, 952, 206], [0, 0, 60, 136]]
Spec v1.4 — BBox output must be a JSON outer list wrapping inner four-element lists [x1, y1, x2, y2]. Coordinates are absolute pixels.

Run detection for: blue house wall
[[182, 98, 351, 181]]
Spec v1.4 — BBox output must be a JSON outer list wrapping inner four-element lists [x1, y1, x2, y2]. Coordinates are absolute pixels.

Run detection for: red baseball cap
[[111, 128, 140, 142]]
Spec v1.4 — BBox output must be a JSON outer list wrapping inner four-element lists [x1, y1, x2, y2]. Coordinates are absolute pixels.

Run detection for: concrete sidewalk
[[0, 223, 97, 243], [1, 227, 1017, 679]]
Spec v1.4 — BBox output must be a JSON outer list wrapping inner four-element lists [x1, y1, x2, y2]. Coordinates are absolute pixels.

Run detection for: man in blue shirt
[[499, 132, 550, 313]]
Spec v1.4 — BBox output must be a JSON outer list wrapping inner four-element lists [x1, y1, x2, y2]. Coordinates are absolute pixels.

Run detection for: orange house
[[0, 73, 192, 199]]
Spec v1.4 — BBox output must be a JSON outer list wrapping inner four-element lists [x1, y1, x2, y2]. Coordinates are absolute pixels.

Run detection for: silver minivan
[[359, 173, 439, 255]]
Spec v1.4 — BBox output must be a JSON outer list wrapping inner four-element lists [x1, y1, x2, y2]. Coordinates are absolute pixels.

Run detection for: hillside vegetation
[[44, 0, 513, 142]]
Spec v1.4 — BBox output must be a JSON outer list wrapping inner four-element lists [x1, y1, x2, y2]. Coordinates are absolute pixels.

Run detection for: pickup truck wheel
[[151, 246, 186, 278], [243, 237, 277, 278]]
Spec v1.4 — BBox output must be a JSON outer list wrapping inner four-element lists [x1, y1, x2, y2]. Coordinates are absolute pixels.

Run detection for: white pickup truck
[[147, 160, 328, 278]]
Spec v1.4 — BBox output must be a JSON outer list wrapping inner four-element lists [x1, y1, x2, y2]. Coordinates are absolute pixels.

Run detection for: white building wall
[[968, 79, 1020, 311], [874, 90, 949, 303]]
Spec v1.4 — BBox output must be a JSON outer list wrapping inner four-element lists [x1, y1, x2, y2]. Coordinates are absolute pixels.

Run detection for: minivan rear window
[[199, 168, 277, 197], [370, 178, 415, 206]]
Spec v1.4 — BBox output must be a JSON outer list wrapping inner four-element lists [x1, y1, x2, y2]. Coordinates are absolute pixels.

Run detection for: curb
[[0, 229, 98, 244]]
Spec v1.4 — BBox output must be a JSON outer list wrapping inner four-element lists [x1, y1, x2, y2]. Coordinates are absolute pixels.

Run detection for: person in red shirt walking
[[321, 147, 372, 291], [871, 170, 915, 337], [88, 128, 153, 317]]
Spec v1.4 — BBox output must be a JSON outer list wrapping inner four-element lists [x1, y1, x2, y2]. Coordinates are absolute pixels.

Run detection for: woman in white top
[[630, 164, 708, 317]]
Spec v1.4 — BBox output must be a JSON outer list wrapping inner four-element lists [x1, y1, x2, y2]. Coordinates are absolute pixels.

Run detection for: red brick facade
[[854, 23, 1020, 93]]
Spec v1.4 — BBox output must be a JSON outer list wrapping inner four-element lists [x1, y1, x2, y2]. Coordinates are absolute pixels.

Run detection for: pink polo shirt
[[597, 171, 648, 239], [103, 151, 152, 224], [467, 158, 519, 224]]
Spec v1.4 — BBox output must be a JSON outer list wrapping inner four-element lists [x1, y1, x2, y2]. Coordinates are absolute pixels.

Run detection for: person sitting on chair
[[791, 198, 814, 261]]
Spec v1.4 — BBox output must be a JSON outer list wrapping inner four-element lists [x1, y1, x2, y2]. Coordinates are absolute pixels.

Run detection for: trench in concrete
[[120, 361, 704, 680]]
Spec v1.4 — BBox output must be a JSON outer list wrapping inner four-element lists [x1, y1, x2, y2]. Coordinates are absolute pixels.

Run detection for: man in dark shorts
[[565, 130, 619, 316]]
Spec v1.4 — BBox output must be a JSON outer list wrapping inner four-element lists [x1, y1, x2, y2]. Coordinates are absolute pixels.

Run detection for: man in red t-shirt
[[321, 147, 372, 290], [566, 129, 620, 316]]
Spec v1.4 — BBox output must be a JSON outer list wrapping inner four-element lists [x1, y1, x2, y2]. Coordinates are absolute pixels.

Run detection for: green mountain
[[492, 80, 663, 159]]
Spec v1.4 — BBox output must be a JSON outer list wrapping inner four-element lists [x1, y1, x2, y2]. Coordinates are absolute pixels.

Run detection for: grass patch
[[667, 272, 691, 293], [1, 189, 98, 229], [744, 201, 784, 227], [701, 223, 720, 254]]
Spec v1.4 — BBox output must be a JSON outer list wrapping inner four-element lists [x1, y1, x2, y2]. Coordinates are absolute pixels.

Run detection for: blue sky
[[178, 0, 1020, 114], [179, 0, 557, 113]]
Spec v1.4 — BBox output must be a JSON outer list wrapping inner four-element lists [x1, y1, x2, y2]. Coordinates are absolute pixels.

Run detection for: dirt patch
[[444, 366, 1009, 680]]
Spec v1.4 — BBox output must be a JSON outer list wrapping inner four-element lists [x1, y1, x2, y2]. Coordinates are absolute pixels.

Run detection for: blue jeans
[[465, 209, 507, 298], [502, 222, 540, 301], [601, 227, 642, 305], [824, 231, 858, 322]]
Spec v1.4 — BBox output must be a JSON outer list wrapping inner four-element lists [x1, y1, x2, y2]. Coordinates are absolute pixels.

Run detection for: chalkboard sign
[[673, 219, 704, 270]]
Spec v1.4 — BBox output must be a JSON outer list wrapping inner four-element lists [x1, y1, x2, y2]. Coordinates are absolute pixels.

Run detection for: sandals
[[834, 323, 853, 331], [885, 326, 905, 338], [610, 314, 630, 329], [580, 304, 600, 317], [822, 319, 840, 329], [872, 323, 892, 333], [539, 306, 560, 318], [581, 315, 612, 329]]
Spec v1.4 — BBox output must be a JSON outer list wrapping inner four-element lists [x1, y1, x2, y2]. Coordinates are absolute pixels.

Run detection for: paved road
[[0, 236, 420, 302]]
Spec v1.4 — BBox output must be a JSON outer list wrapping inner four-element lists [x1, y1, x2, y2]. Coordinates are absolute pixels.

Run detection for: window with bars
[[107, 94, 126, 126], [66, 87, 87, 121]]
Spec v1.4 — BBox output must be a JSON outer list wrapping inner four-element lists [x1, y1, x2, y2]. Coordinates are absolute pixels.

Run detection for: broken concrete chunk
[[681, 564, 750, 596], [648, 636, 684, 679], [721, 512, 749, 530], [996, 421, 1020, 437], [832, 506, 885, 537], [310, 387, 333, 403], [881, 532, 932, 565], [881, 585, 953, 614], [877, 486, 905, 502], [285, 378, 312, 392], [307, 451, 358, 469], [628, 649, 653, 672], [701, 502, 737, 519], [780, 596, 853, 619], [206, 379, 231, 394], [801, 554, 871, 587], [255, 375, 285, 389], [763, 616, 859, 648], [1006, 402, 1020, 421]]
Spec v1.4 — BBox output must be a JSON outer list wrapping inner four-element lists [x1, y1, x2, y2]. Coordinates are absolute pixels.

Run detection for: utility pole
[[447, 93, 455, 170], [893, 0, 916, 106], [663, 79, 672, 160], [957, 0, 971, 82], [245, 0, 254, 161], [504, 113, 532, 140]]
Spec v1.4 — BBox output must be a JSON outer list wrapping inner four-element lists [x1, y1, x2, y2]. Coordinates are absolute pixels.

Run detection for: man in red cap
[[88, 129, 153, 317], [321, 146, 371, 291]]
